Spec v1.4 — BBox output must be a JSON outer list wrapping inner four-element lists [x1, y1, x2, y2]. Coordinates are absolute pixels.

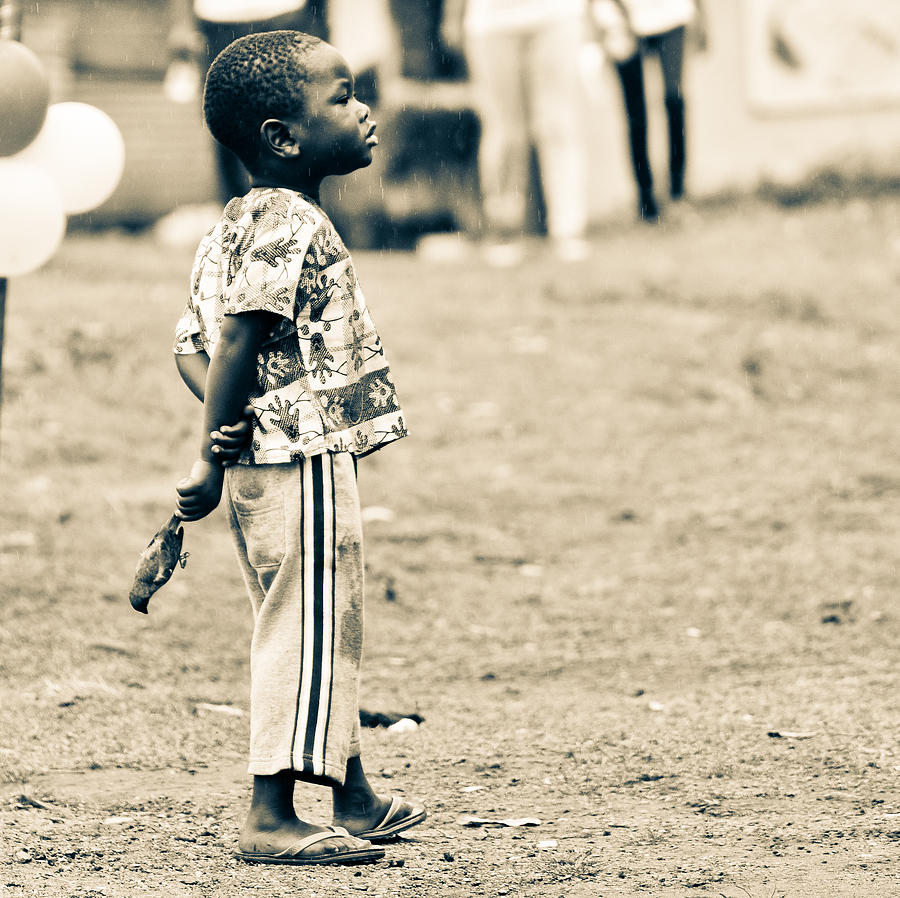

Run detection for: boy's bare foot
[[239, 813, 344, 855], [331, 790, 393, 834], [237, 772, 383, 865], [335, 794, 427, 841], [236, 820, 382, 866], [237, 819, 380, 864], [331, 757, 426, 840]]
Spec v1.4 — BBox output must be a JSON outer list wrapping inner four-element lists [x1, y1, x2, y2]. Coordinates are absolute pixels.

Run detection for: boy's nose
[[357, 100, 370, 121]]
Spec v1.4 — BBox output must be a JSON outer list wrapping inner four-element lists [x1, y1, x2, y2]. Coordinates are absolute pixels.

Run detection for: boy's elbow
[[175, 350, 199, 376], [175, 350, 209, 400]]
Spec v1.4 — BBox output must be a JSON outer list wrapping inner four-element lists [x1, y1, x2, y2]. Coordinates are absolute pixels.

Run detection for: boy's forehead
[[302, 43, 352, 85]]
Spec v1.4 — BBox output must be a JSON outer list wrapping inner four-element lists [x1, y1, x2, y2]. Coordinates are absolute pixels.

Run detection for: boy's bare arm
[[175, 311, 277, 521], [176, 350, 209, 401], [175, 349, 255, 465]]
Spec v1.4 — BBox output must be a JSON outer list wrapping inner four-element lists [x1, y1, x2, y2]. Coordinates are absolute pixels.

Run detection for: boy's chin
[[350, 153, 374, 172], [335, 151, 374, 175]]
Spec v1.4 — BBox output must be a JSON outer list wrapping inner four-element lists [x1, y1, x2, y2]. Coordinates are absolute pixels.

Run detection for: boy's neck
[[250, 168, 324, 205]]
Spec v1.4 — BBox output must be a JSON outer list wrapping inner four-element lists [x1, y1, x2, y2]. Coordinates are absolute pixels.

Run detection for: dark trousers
[[614, 26, 687, 207]]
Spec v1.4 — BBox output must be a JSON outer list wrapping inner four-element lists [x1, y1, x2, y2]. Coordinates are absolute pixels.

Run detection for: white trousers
[[465, 15, 589, 241], [225, 453, 363, 786]]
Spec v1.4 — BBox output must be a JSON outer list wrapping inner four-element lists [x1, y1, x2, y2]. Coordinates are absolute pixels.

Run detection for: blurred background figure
[[591, 0, 706, 222], [0, 0, 23, 40], [166, 0, 328, 204], [324, 0, 481, 250], [443, 0, 591, 264]]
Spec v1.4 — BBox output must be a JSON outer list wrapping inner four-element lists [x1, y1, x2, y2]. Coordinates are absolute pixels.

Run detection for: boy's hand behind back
[[176, 459, 225, 522], [210, 403, 256, 466]]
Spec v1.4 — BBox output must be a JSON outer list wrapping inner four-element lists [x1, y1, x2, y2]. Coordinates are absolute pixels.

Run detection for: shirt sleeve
[[222, 200, 310, 322], [173, 301, 205, 355]]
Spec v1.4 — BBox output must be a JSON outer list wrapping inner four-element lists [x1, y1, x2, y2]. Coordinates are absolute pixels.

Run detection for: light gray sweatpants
[[225, 453, 363, 787]]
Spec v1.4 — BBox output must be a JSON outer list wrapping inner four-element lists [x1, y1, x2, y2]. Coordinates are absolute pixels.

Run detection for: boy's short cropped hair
[[203, 30, 323, 168]]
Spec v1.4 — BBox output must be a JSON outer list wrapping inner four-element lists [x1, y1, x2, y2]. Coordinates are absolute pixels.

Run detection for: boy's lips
[[365, 124, 378, 146]]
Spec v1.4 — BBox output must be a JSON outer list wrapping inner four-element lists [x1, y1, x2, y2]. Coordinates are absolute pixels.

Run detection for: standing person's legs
[[528, 15, 590, 253], [656, 26, 686, 199], [225, 457, 369, 861], [225, 456, 423, 861], [614, 50, 658, 220], [228, 455, 363, 784], [465, 28, 531, 244]]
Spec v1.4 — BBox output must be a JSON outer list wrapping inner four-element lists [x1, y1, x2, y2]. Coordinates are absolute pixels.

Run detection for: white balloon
[[0, 160, 66, 276], [15, 102, 125, 215]]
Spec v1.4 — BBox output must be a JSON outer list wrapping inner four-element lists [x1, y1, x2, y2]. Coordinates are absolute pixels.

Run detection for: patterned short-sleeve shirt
[[174, 188, 407, 463]]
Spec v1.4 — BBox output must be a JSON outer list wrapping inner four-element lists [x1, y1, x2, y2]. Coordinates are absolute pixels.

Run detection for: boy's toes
[[235, 827, 384, 866]]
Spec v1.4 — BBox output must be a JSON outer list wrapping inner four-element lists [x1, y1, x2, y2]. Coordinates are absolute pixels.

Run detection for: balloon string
[[1, 0, 23, 451]]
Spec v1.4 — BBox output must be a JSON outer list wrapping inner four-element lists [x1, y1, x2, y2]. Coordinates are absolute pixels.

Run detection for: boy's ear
[[260, 119, 302, 159]]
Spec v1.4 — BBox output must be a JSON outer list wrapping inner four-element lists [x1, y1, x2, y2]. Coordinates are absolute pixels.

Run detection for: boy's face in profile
[[287, 43, 377, 177]]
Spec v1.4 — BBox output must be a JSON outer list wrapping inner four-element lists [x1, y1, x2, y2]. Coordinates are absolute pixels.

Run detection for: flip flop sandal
[[234, 826, 385, 866], [358, 797, 427, 841]]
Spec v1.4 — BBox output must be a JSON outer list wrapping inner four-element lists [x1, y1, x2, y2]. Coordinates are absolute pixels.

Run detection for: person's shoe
[[638, 190, 660, 223]]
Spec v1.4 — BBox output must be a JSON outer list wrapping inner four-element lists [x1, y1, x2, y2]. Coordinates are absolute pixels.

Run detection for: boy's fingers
[[212, 442, 241, 456], [219, 421, 250, 436], [212, 429, 248, 444]]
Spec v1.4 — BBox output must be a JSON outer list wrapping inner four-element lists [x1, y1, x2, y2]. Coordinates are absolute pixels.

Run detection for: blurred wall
[[586, 0, 900, 217], [19, 0, 900, 229]]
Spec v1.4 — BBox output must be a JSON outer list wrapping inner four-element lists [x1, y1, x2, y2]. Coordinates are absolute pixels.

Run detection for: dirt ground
[[1, 192, 899, 897]]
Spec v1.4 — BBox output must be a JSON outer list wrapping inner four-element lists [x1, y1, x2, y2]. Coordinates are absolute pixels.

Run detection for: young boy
[[172, 30, 424, 866]]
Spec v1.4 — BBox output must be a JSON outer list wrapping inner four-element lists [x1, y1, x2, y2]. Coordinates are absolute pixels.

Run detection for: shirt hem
[[238, 430, 407, 465]]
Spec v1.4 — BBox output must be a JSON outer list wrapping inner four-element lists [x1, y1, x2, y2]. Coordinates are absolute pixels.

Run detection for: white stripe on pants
[[225, 453, 363, 786]]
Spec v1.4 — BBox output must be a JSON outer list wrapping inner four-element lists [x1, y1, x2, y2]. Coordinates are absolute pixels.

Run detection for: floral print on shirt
[[174, 188, 406, 462]]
